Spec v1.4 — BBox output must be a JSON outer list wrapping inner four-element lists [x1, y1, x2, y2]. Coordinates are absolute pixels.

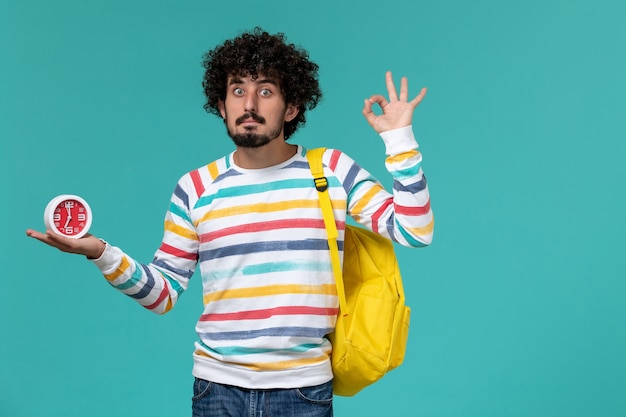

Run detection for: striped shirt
[[92, 125, 433, 389]]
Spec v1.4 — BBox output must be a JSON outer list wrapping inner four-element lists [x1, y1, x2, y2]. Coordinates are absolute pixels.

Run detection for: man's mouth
[[236, 112, 265, 125]]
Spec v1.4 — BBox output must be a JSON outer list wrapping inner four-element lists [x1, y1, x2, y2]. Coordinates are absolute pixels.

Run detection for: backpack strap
[[306, 148, 349, 318]]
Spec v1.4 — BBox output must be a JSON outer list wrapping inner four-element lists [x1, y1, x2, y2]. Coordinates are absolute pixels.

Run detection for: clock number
[[53, 213, 61, 221], [64, 227, 74, 235], [77, 213, 86, 221], [64, 201, 75, 208]]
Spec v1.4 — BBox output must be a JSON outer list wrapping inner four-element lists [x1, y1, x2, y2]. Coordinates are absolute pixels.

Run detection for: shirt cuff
[[89, 241, 124, 275], [379, 125, 419, 156]]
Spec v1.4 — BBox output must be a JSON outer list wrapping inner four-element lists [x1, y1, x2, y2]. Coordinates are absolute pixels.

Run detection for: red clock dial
[[44, 195, 92, 239], [53, 199, 88, 236]]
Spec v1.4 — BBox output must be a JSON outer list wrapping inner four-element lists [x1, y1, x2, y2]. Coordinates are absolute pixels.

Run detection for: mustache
[[235, 112, 265, 125]]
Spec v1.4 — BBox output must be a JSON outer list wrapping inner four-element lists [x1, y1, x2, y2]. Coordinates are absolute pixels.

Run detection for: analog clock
[[43, 194, 92, 239]]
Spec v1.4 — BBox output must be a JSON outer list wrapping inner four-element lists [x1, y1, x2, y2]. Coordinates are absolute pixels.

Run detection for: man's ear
[[218, 100, 226, 119], [284, 104, 299, 122]]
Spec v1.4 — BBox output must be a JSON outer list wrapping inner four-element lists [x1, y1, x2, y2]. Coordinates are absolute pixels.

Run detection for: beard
[[225, 111, 284, 148], [228, 131, 279, 148]]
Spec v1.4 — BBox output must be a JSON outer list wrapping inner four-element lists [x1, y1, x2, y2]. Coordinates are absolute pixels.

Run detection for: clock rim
[[43, 194, 92, 239]]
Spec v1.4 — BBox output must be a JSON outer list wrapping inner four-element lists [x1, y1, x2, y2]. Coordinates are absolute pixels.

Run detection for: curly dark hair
[[201, 27, 322, 140]]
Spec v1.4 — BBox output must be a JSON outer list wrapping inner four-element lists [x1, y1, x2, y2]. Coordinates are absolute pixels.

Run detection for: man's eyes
[[231, 87, 273, 97]]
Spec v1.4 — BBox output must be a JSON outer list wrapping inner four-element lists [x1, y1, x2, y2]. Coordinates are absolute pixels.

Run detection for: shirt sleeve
[[334, 125, 434, 247], [89, 174, 200, 314]]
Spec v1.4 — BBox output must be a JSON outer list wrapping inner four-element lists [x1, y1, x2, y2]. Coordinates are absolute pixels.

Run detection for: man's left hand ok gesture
[[362, 71, 427, 133]]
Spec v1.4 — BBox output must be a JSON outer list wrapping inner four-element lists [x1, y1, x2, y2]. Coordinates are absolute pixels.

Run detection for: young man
[[26, 28, 434, 417]]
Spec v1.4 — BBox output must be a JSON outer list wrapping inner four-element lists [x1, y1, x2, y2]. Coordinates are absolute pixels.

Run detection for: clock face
[[44, 195, 92, 238]]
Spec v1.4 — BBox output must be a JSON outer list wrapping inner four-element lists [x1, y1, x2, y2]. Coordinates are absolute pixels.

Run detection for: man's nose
[[244, 93, 257, 113]]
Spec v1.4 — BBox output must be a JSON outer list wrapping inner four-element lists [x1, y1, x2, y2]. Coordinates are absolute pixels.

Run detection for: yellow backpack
[[307, 148, 411, 397]]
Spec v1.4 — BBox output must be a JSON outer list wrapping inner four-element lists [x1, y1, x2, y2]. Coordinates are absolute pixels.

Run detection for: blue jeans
[[191, 378, 333, 417]]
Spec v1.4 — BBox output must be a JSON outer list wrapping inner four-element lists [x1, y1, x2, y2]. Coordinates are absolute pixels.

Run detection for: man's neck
[[233, 139, 298, 169]]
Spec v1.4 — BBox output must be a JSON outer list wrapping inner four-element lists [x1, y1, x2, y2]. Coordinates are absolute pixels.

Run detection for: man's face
[[218, 74, 298, 148]]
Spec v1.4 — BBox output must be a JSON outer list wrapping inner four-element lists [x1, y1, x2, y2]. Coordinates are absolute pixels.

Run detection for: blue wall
[[2, 0, 625, 416]]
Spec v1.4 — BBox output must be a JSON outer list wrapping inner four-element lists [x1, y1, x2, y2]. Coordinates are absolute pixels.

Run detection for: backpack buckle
[[314, 177, 328, 192]]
